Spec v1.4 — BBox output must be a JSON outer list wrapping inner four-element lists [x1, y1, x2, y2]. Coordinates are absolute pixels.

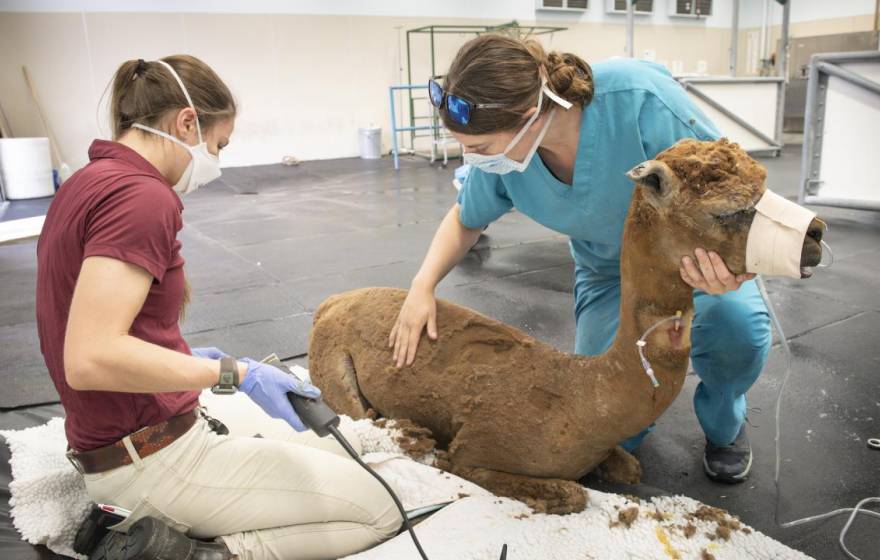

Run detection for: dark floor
[[1, 146, 878, 559], [0, 197, 52, 222]]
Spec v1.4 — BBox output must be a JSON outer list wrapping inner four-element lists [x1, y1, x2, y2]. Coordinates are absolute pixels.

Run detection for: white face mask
[[132, 60, 221, 196], [463, 80, 573, 175]]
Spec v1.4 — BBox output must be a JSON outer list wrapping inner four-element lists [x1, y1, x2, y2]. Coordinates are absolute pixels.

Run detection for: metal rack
[[677, 76, 785, 156], [389, 84, 433, 170], [799, 51, 880, 211], [393, 21, 567, 169]]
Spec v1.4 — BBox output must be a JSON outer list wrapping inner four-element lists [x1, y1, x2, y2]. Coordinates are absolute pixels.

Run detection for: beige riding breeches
[[82, 396, 401, 560]]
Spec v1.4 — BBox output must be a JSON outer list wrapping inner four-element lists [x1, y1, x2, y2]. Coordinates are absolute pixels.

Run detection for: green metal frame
[[403, 20, 567, 157]]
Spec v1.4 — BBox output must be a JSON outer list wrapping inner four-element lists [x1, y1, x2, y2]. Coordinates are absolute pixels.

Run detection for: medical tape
[[745, 189, 816, 279]]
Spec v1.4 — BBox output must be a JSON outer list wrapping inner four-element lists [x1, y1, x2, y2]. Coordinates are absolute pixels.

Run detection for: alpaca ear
[[626, 160, 675, 199]]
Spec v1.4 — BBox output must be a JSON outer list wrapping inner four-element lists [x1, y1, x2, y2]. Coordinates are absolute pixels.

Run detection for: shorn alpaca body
[[308, 140, 825, 514]]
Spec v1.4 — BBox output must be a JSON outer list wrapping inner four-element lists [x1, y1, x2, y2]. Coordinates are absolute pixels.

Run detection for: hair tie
[[135, 59, 148, 77]]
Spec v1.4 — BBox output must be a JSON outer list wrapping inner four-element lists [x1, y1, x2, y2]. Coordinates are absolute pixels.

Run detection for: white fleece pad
[[344, 492, 812, 560], [0, 417, 92, 559], [3, 414, 812, 560]]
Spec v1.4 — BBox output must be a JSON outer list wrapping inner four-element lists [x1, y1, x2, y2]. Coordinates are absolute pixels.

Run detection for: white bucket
[[358, 126, 382, 160], [0, 138, 55, 200]]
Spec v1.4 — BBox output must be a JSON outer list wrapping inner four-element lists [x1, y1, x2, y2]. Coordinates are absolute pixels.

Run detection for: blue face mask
[[462, 80, 572, 175]]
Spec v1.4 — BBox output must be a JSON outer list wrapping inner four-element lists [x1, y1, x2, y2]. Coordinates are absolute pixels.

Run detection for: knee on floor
[[365, 487, 404, 541]]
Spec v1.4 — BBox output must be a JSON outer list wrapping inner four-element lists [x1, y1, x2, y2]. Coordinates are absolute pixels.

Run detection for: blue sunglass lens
[[446, 95, 472, 125], [428, 81, 444, 108]]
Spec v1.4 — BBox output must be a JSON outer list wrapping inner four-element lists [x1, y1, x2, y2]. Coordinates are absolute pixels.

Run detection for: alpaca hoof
[[595, 446, 642, 485], [452, 466, 588, 515]]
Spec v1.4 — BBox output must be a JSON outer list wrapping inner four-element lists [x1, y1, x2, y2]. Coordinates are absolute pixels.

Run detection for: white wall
[[0, 0, 875, 27], [3, 0, 871, 27], [0, 0, 876, 168], [1, 0, 735, 26]]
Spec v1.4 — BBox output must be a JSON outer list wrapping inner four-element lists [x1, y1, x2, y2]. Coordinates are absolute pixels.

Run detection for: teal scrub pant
[[574, 269, 771, 449]]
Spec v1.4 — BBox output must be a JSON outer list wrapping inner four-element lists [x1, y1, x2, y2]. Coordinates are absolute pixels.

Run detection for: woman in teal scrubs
[[390, 35, 770, 483]]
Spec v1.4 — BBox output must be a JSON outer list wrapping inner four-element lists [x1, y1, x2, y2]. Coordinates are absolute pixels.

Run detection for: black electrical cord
[[275, 355, 507, 560], [327, 424, 431, 560]]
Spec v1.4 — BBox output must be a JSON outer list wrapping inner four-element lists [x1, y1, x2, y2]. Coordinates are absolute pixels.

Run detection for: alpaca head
[[626, 138, 824, 279]]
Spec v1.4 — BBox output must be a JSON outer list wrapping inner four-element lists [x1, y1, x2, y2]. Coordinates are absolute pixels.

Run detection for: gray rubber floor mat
[[0, 243, 58, 408], [0, 241, 56, 410], [182, 284, 306, 335], [0, 197, 52, 222], [0, 242, 39, 329], [183, 312, 313, 361], [437, 270, 576, 353], [0, 323, 56, 409]]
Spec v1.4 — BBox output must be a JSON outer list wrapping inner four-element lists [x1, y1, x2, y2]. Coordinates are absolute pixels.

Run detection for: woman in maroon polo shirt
[[35, 56, 400, 560]]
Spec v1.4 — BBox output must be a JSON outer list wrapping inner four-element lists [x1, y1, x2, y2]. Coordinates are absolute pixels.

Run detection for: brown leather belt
[[67, 410, 198, 475]]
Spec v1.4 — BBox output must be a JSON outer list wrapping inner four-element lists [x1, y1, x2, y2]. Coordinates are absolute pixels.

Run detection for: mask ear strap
[[522, 108, 557, 163], [542, 85, 573, 110], [502, 79, 571, 155], [153, 59, 203, 143], [131, 123, 188, 148], [503, 86, 545, 154]]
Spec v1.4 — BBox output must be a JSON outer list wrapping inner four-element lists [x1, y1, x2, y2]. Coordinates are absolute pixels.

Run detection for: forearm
[[66, 334, 244, 393], [412, 204, 482, 291]]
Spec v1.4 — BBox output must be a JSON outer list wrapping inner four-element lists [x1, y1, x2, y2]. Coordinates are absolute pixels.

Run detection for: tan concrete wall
[[736, 14, 878, 76]]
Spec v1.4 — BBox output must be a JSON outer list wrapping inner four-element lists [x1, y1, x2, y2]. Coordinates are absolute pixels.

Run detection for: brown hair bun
[[441, 34, 593, 135]]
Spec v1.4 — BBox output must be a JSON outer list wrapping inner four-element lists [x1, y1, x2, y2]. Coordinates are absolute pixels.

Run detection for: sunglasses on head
[[428, 76, 505, 126]]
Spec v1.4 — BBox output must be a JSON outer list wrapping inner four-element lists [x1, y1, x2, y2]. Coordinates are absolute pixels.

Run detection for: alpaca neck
[[600, 195, 695, 418]]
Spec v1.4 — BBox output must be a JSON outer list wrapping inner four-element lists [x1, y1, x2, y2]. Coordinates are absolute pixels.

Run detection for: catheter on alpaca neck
[[307, 139, 825, 515]]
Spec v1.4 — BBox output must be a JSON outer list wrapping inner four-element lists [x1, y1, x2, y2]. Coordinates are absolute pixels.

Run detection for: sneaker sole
[[88, 530, 129, 560], [125, 517, 198, 560], [702, 447, 753, 484]]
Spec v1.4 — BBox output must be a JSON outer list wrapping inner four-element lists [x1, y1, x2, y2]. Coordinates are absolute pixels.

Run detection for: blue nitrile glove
[[238, 358, 321, 432], [190, 347, 229, 360]]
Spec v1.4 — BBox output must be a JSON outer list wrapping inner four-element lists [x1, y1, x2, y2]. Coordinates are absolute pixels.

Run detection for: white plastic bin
[[358, 126, 382, 160], [0, 138, 55, 200]]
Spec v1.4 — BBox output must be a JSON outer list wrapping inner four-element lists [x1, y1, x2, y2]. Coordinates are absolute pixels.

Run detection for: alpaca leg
[[593, 446, 642, 484], [450, 465, 587, 515], [310, 351, 371, 419]]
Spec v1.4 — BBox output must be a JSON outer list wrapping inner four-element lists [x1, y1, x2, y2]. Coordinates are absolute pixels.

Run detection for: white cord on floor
[[756, 275, 879, 560]]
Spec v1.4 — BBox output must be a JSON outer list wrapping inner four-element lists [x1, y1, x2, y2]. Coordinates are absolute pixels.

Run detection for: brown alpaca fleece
[[307, 139, 823, 514]]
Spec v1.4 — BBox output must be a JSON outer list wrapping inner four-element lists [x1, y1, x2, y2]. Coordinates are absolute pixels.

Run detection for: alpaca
[[307, 139, 825, 514]]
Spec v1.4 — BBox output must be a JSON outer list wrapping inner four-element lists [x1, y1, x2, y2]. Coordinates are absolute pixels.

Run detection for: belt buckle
[[66, 449, 85, 475], [197, 407, 229, 436]]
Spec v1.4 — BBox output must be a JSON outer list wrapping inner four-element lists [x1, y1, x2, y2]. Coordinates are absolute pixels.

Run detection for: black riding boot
[[88, 516, 235, 560]]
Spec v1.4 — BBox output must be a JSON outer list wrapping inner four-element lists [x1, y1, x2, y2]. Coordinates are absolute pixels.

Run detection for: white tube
[[756, 276, 880, 560]]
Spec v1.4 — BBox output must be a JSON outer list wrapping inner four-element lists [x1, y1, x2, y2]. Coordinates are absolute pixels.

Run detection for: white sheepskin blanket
[[1, 417, 92, 558], [2, 415, 813, 560]]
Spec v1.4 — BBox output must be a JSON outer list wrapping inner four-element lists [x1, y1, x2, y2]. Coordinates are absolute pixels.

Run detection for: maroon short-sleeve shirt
[[36, 140, 199, 451]]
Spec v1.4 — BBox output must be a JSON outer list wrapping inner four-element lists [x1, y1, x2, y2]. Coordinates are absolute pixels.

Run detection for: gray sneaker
[[87, 529, 129, 560], [703, 426, 752, 483]]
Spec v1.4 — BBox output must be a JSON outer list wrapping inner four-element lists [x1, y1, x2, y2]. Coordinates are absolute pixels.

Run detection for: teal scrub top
[[457, 59, 721, 280]]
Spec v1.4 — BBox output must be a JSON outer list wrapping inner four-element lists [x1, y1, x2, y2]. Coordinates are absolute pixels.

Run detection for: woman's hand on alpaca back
[[389, 285, 438, 368]]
